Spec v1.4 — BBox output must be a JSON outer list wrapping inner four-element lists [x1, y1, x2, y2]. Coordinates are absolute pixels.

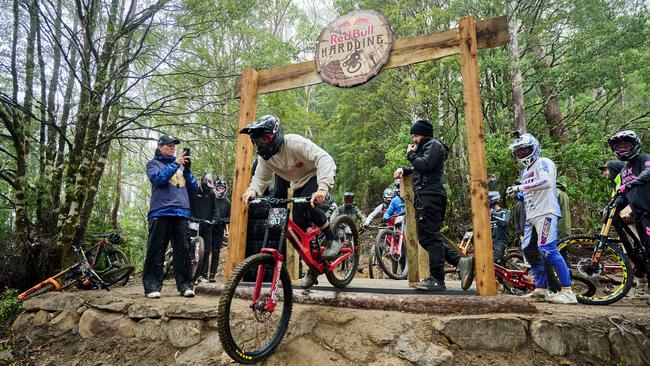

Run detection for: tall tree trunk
[[508, 2, 526, 132], [13, 0, 40, 246], [36, 14, 48, 229], [530, 40, 568, 142], [111, 146, 123, 230]]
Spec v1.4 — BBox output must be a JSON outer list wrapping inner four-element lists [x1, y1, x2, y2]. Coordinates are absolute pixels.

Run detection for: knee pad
[[522, 244, 543, 266]]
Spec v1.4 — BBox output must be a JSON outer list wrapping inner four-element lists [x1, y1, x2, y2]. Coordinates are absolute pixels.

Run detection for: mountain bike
[[164, 217, 207, 281], [217, 197, 359, 364], [18, 241, 110, 301], [445, 230, 597, 299], [85, 232, 134, 286], [374, 215, 408, 280], [558, 193, 647, 305]]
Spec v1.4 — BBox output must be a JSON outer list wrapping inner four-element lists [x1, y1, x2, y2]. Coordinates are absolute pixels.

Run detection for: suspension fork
[[251, 248, 284, 313]]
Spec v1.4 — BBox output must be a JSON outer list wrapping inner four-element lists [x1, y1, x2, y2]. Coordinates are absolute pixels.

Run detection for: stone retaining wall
[[11, 291, 650, 366]]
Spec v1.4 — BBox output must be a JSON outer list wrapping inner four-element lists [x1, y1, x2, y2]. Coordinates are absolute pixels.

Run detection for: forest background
[[0, 0, 648, 289]]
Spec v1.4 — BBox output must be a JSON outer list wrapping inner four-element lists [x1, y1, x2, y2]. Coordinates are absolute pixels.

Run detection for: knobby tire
[[558, 235, 633, 305], [217, 253, 293, 364]]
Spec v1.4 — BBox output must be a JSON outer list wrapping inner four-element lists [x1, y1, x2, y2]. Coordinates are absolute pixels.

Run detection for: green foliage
[[0, 289, 21, 327]]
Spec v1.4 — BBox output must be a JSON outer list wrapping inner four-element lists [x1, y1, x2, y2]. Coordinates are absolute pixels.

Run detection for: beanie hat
[[410, 119, 433, 137]]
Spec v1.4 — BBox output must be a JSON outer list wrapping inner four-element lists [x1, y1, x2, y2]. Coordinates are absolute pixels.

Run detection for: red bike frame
[[250, 200, 354, 312], [493, 262, 534, 292], [381, 215, 404, 259]]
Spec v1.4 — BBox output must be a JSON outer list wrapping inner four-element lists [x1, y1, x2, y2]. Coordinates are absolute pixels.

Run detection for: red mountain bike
[[374, 215, 408, 280], [217, 197, 359, 364]]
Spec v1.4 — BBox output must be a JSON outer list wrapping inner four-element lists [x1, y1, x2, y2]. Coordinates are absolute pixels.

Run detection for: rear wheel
[[99, 249, 134, 286], [558, 235, 633, 305], [217, 253, 293, 364], [326, 215, 359, 288], [375, 229, 408, 280]]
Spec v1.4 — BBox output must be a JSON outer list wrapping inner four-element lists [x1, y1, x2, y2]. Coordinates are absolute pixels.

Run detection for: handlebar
[[87, 232, 122, 243], [189, 217, 215, 225], [249, 197, 310, 206]]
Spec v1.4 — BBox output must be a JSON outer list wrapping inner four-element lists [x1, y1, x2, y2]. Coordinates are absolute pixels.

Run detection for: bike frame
[[250, 198, 354, 311], [18, 243, 105, 300], [383, 220, 404, 259], [493, 262, 534, 292]]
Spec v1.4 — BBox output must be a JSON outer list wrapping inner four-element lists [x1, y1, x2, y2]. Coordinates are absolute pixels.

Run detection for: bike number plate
[[268, 208, 288, 227], [189, 222, 199, 231]]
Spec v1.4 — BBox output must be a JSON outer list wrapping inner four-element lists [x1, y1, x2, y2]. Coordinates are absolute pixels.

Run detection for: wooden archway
[[226, 16, 508, 296]]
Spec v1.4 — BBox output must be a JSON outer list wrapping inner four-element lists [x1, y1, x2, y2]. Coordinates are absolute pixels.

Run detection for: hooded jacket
[[404, 138, 449, 196]]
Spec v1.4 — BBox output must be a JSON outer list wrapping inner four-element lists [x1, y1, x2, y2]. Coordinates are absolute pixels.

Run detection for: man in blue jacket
[[143, 134, 198, 299]]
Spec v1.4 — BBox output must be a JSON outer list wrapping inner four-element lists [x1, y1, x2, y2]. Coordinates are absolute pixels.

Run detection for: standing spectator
[[189, 173, 218, 284], [143, 134, 198, 299], [207, 179, 230, 282], [556, 180, 572, 239], [599, 160, 625, 196], [488, 191, 510, 264], [507, 132, 577, 304], [393, 119, 473, 291]]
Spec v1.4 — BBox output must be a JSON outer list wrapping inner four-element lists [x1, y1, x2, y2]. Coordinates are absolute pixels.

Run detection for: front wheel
[[558, 235, 633, 305], [325, 215, 359, 288], [375, 229, 408, 280], [190, 237, 205, 281], [217, 253, 293, 364]]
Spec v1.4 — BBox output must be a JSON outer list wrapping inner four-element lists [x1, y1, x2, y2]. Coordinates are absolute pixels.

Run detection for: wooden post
[[401, 174, 420, 286], [459, 16, 497, 296], [225, 68, 259, 278], [285, 189, 300, 282]]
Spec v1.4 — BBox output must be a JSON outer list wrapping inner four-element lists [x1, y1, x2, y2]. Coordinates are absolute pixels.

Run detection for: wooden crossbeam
[[234, 16, 507, 97]]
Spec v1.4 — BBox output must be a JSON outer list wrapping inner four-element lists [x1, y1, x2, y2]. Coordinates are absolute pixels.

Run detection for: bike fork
[[251, 249, 284, 313]]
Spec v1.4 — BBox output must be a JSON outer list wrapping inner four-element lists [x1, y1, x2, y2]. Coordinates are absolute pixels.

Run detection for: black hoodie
[[404, 138, 449, 196]]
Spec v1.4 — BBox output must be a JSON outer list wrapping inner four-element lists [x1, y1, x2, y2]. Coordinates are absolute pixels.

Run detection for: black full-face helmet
[[214, 179, 227, 199], [239, 115, 284, 160], [200, 173, 215, 195], [608, 130, 641, 162], [488, 191, 501, 207]]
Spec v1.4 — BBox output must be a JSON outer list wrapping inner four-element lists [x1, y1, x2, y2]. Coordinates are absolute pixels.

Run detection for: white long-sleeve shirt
[[519, 157, 561, 219], [247, 134, 337, 196]]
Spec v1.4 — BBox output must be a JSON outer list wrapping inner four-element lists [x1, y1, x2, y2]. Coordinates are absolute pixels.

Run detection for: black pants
[[493, 239, 507, 264], [635, 212, 650, 265], [201, 224, 225, 277], [293, 176, 328, 231], [415, 193, 460, 282], [143, 216, 193, 294]]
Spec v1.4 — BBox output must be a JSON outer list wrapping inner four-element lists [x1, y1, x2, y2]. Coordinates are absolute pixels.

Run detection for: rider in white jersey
[[507, 132, 577, 304], [520, 157, 562, 219]]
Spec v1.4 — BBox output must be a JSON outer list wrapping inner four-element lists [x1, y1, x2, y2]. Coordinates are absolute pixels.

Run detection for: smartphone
[[183, 147, 191, 156]]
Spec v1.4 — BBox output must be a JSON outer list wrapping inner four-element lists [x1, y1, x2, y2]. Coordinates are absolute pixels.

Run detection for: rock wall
[[9, 291, 650, 366]]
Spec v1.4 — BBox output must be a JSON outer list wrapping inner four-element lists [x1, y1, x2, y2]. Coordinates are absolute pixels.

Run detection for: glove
[[185, 157, 191, 171], [506, 185, 521, 197], [363, 223, 370, 230], [380, 217, 388, 223], [618, 184, 629, 195]]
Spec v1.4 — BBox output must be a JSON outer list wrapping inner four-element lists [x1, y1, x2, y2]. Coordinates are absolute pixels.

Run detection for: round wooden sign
[[315, 10, 394, 88]]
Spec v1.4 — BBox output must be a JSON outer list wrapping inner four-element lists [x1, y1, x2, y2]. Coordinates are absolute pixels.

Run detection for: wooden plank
[[400, 174, 420, 286], [234, 16, 508, 97], [224, 68, 259, 279], [459, 17, 497, 296]]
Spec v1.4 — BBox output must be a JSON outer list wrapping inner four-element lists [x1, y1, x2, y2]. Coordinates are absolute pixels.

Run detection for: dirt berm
[[6, 280, 650, 366]]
